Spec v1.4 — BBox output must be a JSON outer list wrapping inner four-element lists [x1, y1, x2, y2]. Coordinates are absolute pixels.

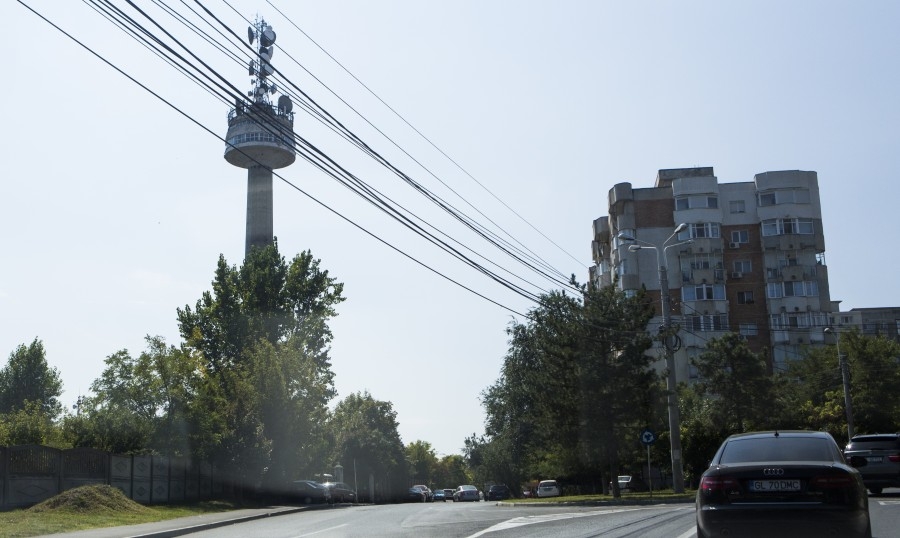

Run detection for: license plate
[[866, 456, 883, 463], [748, 479, 801, 492]]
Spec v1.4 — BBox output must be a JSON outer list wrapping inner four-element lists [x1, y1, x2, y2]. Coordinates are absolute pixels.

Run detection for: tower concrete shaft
[[245, 165, 274, 257]]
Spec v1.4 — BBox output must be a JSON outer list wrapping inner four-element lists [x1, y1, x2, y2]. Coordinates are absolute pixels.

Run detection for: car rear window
[[848, 435, 900, 450], [720, 437, 834, 463]]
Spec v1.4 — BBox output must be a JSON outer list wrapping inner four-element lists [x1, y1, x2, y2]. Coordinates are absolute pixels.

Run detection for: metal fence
[[0, 445, 225, 510]]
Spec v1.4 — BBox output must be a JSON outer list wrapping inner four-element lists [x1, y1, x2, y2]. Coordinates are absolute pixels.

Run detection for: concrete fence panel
[[151, 456, 169, 504], [132, 455, 153, 504], [6, 445, 60, 508], [110, 454, 132, 499], [61, 448, 108, 491]]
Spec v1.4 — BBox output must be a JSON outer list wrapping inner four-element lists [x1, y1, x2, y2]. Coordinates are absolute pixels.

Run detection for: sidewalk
[[33, 506, 306, 538]]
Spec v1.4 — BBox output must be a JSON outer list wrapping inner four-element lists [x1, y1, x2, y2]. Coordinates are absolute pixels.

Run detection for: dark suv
[[486, 484, 511, 500], [844, 433, 900, 494]]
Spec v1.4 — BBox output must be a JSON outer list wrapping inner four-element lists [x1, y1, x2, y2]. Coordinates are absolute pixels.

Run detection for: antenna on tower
[[245, 18, 281, 104], [278, 95, 293, 114]]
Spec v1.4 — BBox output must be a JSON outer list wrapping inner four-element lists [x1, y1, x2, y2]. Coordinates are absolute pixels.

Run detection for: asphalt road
[[169, 491, 900, 538]]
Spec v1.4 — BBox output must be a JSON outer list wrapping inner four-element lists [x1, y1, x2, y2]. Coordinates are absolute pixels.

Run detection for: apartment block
[[590, 167, 832, 380]]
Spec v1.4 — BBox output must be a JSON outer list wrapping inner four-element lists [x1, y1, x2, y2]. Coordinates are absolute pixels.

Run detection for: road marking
[[465, 507, 650, 537], [675, 528, 696, 538], [294, 523, 348, 537]]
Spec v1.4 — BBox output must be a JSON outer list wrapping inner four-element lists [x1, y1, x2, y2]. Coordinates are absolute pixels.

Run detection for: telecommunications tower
[[224, 18, 295, 257]]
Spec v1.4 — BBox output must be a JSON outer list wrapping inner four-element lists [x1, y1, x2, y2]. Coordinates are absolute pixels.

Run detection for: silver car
[[844, 433, 900, 495]]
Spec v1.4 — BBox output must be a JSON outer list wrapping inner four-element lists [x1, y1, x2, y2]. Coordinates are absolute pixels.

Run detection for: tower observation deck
[[224, 18, 295, 257]]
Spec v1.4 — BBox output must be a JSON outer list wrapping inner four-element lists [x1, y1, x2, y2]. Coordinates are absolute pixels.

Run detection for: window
[[737, 291, 754, 304], [778, 254, 801, 267], [676, 195, 718, 210], [682, 222, 721, 239], [683, 284, 726, 301], [719, 437, 832, 464], [768, 281, 818, 298], [729, 200, 746, 213], [739, 322, 758, 336], [761, 218, 814, 236], [733, 260, 752, 273], [688, 314, 729, 332], [758, 188, 811, 206], [731, 230, 749, 243]]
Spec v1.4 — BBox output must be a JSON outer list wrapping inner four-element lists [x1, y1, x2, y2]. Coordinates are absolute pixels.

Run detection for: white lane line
[[675, 527, 696, 538], [465, 507, 646, 537]]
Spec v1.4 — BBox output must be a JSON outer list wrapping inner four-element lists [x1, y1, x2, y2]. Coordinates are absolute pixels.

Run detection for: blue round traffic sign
[[640, 428, 657, 446]]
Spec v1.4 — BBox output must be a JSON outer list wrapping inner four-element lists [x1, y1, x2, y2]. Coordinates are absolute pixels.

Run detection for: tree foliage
[[778, 330, 900, 444], [479, 282, 657, 493], [173, 243, 344, 491], [0, 338, 63, 419], [329, 391, 408, 499], [406, 440, 438, 483]]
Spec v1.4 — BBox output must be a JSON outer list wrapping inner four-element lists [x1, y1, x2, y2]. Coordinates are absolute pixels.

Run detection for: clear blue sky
[[2, 0, 898, 457]]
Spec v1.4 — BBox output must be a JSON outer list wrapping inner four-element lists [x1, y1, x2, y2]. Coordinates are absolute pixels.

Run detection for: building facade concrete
[[590, 167, 832, 380]]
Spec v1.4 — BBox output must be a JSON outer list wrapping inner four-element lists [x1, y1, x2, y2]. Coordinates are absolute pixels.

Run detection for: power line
[[17, 0, 533, 317]]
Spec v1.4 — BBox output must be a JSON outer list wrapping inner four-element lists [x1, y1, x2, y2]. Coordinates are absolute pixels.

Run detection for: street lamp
[[823, 327, 855, 440], [617, 223, 691, 494]]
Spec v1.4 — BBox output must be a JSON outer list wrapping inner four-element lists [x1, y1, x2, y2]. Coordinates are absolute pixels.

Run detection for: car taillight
[[700, 476, 739, 493], [889, 454, 900, 463], [811, 475, 854, 488]]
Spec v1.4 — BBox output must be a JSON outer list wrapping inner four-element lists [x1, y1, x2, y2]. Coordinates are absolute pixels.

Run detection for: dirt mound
[[28, 484, 151, 514]]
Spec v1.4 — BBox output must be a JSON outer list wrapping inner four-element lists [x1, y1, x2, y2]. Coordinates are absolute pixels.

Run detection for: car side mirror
[[847, 455, 868, 468]]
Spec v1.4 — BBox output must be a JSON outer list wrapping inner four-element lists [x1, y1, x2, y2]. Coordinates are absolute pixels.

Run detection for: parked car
[[433, 488, 446, 501], [616, 475, 647, 492], [291, 480, 332, 505], [696, 430, 870, 538], [536, 479, 560, 498], [405, 485, 427, 502], [453, 484, 480, 501], [486, 484, 511, 500], [844, 432, 900, 495], [321, 481, 356, 503], [412, 484, 434, 502], [443, 488, 455, 499]]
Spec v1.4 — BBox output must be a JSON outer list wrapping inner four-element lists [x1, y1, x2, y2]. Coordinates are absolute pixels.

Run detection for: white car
[[536, 479, 560, 498]]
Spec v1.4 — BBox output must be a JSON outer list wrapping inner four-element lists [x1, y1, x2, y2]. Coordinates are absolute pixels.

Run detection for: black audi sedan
[[696, 430, 870, 538]]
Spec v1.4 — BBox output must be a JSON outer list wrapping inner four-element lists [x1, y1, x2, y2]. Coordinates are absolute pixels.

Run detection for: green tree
[[0, 338, 63, 419], [691, 333, 778, 434], [72, 337, 199, 455], [779, 331, 900, 444], [328, 391, 408, 501], [433, 454, 469, 489], [406, 440, 438, 484], [176, 243, 343, 493], [0, 400, 59, 446], [481, 282, 656, 495]]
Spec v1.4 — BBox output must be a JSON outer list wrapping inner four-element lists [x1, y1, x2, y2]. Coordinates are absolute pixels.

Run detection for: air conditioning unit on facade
[[731, 272, 743, 279], [729, 242, 740, 249]]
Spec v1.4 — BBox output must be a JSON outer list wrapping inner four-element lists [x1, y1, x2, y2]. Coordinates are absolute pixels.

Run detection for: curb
[[127, 507, 307, 538]]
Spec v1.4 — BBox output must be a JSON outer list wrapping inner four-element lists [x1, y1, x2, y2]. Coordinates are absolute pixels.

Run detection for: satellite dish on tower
[[248, 26, 255, 45], [260, 46, 274, 62], [261, 27, 276, 47], [248, 60, 255, 76], [278, 95, 293, 114], [259, 61, 275, 78]]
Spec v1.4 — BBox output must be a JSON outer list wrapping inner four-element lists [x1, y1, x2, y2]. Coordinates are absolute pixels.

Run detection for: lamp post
[[617, 223, 691, 493], [824, 327, 855, 440]]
